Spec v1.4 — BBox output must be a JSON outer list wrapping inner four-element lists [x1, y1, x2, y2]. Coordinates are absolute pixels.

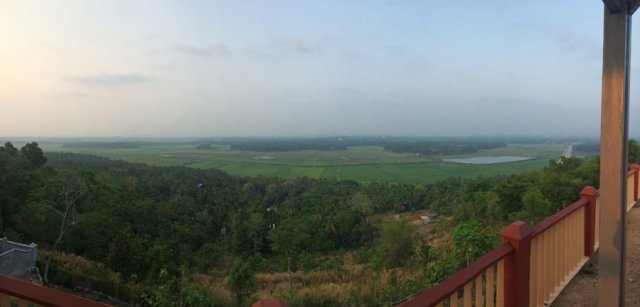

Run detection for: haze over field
[[1, 1, 640, 137]]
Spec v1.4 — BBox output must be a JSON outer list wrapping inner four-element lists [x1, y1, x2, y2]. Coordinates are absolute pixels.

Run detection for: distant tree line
[[63, 137, 512, 156], [574, 140, 640, 164], [229, 141, 347, 151], [63, 142, 141, 149], [573, 143, 599, 153], [383, 142, 506, 156]]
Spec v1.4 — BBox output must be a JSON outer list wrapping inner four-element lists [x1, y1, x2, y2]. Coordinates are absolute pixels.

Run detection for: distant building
[[0, 238, 38, 278], [420, 213, 439, 224]]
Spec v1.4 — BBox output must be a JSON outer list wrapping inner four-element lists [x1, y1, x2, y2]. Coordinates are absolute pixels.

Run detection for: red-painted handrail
[[401, 166, 640, 307], [532, 198, 588, 237], [0, 275, 110, 307], [399, 243, 514, 307]]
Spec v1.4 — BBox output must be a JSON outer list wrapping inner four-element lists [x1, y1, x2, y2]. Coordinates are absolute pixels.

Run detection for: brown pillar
[[501, 221, 533, 307], [581, 186, 599, 257], [599, 2, 632, 305]]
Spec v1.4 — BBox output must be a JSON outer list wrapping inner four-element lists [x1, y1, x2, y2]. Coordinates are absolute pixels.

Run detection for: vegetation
[[573, 143, 599, 154], [574, 140, 640, 163], [227, 259, 257, 306], [61, 137, 508, 154], [0, 139, 621, 306], [45, 141, 565, 185], [383, 141, 505, 156]]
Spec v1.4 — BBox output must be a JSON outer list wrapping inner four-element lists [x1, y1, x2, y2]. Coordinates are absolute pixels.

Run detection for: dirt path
[[552, 207, 640, 306]]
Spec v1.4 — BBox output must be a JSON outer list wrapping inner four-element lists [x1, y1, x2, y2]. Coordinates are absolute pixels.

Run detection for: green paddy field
[[43, 143, 565, 184]]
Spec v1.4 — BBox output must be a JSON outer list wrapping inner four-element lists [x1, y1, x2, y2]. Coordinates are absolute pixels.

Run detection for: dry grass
[[39, 249, 122, 283], [296, 282, 353, 302], [40, 248, 431, 306]]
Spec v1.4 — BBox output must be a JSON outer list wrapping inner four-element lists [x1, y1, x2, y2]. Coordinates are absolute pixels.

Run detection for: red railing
[[401, 164, 640, 307], [401, 243, 513, 307], [0, 275, 111, 307]]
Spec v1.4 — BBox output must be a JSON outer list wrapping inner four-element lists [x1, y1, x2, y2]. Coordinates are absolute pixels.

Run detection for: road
[[562, 144, 573, 158]]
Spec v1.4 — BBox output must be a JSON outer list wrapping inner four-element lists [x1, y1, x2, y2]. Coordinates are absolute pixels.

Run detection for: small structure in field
[[420, 213, 439, 224], [0, 238, 38, 279]]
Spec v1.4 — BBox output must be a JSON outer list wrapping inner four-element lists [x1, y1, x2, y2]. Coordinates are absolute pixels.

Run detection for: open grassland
[[44, 143, 564, 184]]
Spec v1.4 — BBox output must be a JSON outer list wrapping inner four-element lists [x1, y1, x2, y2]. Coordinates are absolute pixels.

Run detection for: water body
[[443, 156, 532, 165]]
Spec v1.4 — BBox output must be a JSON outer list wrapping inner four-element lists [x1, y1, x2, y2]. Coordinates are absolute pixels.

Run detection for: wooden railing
[[529, 197, 589, 306], [0, 275, 110, 307], [401, 164, 640, 307], [401, 243, 513, 307]]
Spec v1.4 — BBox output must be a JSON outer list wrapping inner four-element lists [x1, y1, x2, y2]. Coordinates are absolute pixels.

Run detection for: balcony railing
[[0, 275, 110, 307], [401, 164, 640, 307]]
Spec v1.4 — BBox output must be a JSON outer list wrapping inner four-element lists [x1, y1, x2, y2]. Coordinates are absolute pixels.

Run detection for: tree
[[2, 142, 18, 156], [455, 190, 500, 224], [20, 142, 47, 167], [36, 173, 88, 284], [452, 220, 496, 266], [539, 172, 578, 210], [629, 139, 640, 164], [269, 219, 308, 289], [227, 259, 256, 306], [375, 220, 415, 268], [509, 186, 552, 225], [494, 175, 531, 218], [0, 147, 35, 235]]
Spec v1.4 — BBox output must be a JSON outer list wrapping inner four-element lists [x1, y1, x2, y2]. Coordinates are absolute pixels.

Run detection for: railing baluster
[[529, 236, 537, 307], [552, 222, 557, 302], [475, 275, 482, 307], [631, 163, 640, 202], [596, 197, 600, 248], [463, 283, 472, 306], [568, 211, 579, 267], [632, 171, 636, 209], [0, 294, 14, 307], [487, 265, 495, 307], [537, 233, 544, 306], [450, 291, 458, 307], [496, 260, 504, 307], [563, 217, 569, 281], [545, 227, 552, 299], [576, 209, 581, 264]]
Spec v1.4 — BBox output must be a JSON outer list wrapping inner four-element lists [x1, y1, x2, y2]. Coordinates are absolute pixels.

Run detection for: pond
[[442, 156, 532, 165], [254, 156, 275, 160]]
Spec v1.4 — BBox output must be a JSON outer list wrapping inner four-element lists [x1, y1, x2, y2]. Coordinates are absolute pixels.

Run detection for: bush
[[227, 259, 256, 306], [297, 252, 318, 272]]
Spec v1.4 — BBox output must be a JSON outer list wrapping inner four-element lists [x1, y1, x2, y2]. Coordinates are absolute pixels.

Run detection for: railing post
[[632, 163, 639, 202], [500, 221, 533, 307], [580, 186, 599, 257]]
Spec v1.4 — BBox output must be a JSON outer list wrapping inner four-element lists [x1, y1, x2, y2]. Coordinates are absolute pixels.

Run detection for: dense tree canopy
[[20, 142, 47, 167]]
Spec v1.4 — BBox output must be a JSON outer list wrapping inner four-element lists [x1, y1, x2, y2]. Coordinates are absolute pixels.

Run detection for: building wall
[[0, 238, 37, 277]]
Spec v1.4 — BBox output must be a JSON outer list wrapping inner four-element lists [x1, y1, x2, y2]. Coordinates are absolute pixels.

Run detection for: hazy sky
[[1, 1, 639, 137]]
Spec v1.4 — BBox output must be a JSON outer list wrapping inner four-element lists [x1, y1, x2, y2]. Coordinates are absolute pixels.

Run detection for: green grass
[[43, 143, 564, 184]]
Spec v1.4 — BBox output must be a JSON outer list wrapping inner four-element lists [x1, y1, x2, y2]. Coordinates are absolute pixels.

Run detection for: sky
[[1, 0, 639, 137]]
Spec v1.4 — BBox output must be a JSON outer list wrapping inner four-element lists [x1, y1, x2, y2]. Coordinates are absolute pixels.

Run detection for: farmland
[[42, 142, 565, 184]]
